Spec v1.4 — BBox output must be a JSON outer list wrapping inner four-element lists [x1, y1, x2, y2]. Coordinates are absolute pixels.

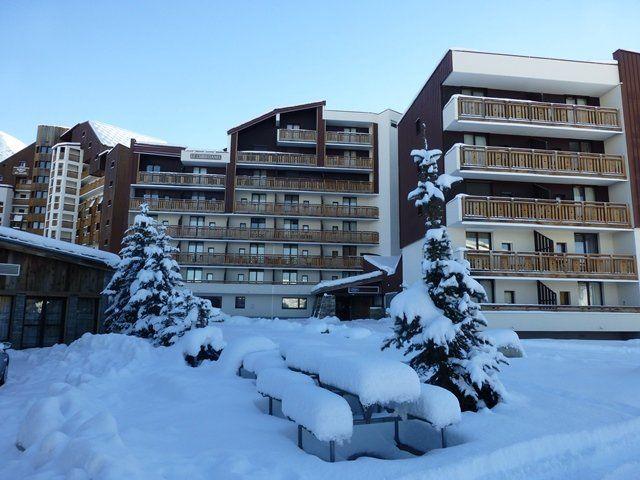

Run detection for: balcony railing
[[175, 252, 364, 270], [130, 197, 225, 213], [137, 171, 226, 187], [461, 196, 631, 228], [184, 279, 316, 285], [277, 129, 317, 143], [325, 156, 374, 170], [459, 145, 626, 179], [325, 131, 372, 145], [481, 304, 640, 312], [234, 201, 379, 219], [166, 226, 379, 244], [80, 177, 105, 196], [235, 176, 374, 193], [466, 250, 637, 280], [457, 95, 621, 130], [237, 151, 317, 167]]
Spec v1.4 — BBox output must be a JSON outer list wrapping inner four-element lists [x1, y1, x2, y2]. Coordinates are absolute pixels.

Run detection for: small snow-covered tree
[[384, 135, 506, 411], [103, 204, 223, 345]]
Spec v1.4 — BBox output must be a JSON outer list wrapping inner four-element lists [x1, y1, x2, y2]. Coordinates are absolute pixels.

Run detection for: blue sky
[[1, 0, 639, 148]]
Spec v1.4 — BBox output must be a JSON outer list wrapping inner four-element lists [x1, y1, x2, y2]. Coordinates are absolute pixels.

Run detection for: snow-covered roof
[[0, 226, 120, 268], [0, 131, 26, 162], [88, 120, 166, 148], [311, 271, 383, 294], [363, 255, 401, 275]]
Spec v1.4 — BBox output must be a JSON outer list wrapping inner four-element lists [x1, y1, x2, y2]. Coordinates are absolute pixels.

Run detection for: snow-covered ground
[[1, 317, 639, 479]]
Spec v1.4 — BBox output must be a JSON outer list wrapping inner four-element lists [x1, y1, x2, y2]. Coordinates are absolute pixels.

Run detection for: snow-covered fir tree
[[384, 134, 506, 411], [103, 204, 223, 346]]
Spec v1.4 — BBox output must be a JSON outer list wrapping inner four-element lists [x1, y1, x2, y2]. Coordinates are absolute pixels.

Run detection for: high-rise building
[[397, 49, 640, 338]]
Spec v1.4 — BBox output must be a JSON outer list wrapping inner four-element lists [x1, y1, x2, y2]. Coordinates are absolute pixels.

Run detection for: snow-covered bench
[[239, 349, 285, 378], [216, 335, 277, 376], [281, 383, 353, 462], [284, 344, 354, 378], [392, 384, 461, 452], [256, 367, 315, 415]]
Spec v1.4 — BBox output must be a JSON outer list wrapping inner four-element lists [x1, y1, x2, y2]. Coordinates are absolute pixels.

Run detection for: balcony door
[[578, 282, 603, 306], [22, 297, 65, 349], [573, 186, 595, 202], [574, 233, 599, 254]]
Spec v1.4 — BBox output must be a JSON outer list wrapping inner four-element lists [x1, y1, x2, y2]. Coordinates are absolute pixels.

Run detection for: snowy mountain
[[0, 131, 26, 162]]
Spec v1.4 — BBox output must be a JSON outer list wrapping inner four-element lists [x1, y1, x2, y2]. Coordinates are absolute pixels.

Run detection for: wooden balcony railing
[[457, 95, 621, 130], [466, 250, 637, 280], [325, 156, 374, 169], [460, 196, 631, 228], [184, 279, 316, 285], [481, 304, 640, 312], [130, 197, 225, 213], [137, 171, 226, 187], [166, 225, 379, 244], [234, 201, 378, 219], [80, 177, 105, 196], [175, 252, 364, 269], [235, 176, 374, 193], [325, 131, 372, 145], [277, 129, 317, 142], [237, 151, 317, 167], [459, 145, 626, 178]]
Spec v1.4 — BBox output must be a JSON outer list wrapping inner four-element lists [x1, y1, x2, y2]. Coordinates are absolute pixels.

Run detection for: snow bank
[[483, 329, 525, 358], [242, 349, 285, 375], [216, 336, 278, 375], [281, 384, 353, 443], [319, 355, 421, 407], [394, 384, 461, 429], [285, 345, 355, 375], [179, 326, 226, 357], [256, 367, 315, 400]]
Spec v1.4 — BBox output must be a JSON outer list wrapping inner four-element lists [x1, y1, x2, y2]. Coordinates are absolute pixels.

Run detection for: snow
[[242, 349, 285, 374], [483, 329, 524, 351], [389, 282, 445, 325], [281, 384, 354, 443], [0, 131, 26, 162], [256, 367, 315, 401], [179, 326, 225, 357], [363, 255, 400, 275], [319, 355, 421, 407], [311, 270, 383, 293], [0, 226, 120, 268], [216, 335, 277, 375], [284, 344, 355, 375], [1, 318, 640, 477], [394, 384, 462, 429], [87, 120, 166, 148]]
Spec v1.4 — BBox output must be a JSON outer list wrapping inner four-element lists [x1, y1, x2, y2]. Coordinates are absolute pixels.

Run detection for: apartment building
[[398, 48, 640, 338], [129, 101, 401, 318]]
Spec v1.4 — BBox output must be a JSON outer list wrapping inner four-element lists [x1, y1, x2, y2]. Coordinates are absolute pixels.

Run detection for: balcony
[[277, 129, 317, 146], [136, 171, 226, 189], [325, 131, 372, 147], [166, 226, 379, 245], [237, 151, 317, 167], [443, 95, 622, 140], [324, 156, 374, 170], [467, 250, 637, 281], [130, 197, 225, 213], [235, 176, 374, 194], [234, 201, 379, 219], [175, 252, 364, 270], [80, 177, 105, 196], [445, 144, 626, 185], [447, 195, 631, 230]]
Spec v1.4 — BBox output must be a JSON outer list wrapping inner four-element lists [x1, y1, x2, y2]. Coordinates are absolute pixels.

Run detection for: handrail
[[324, 156, 374, 169], [456, 95, 621, 129], [137, 171, 226, 187], [234, 201, 379, 219], [237, 151, 317, 166], [175, 252, 364, 269], [458, 145, 626, 178], [277, 129, 317, 142], [235, 175, 374, 193], [482, 304, 640, 312], [130, 197, 225, 213], [325, 131, 372, 144]]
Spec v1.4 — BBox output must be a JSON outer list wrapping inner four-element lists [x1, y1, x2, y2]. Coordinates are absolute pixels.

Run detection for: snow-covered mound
[[0, 131, 26, 162]]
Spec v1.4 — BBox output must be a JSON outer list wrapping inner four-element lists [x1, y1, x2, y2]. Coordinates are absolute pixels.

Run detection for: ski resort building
[[398, 49, 640, 338], [127, 102, 402, 318]]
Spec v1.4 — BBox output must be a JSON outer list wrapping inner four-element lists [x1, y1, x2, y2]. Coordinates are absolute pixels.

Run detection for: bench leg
[[297, 425, 303, 449], [394, 417, 400, 444], [329, 441, 336, 463], [268, 397, 273, 416], [441, 427, 446, 448]]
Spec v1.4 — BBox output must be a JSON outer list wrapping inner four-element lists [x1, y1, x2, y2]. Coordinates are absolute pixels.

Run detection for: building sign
[[181, 149, 230, 164], [0, 263, 20, 276], [348, 286, 380, 295]]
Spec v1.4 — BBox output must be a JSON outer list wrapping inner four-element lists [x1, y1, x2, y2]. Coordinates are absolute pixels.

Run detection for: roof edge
[[227, 100, 326, 135]]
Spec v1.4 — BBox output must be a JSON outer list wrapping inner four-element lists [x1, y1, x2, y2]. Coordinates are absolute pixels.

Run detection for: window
[[569, 141, 592, 153], [189, 216, 205, 227], [575, 233, 599, 254], [193, 167, 207, 175], [504, 291, 516, 304], [282, 297, 307, 310], [238, 248, 246, 255], [251, 218, 266, 229], [209, 221, 216, 227], [566, 96, 588, 106], [463, 134, 487, 146], [188, 242, 204, 253], [284, 194, 299, 204], [282, 270, 298, 284], [342, 221, 357, 232], [205, 296, 222, 308], [250, 243, 265, 255], [248, 270, 264, 283], [461, 88, 485, 97], [466, 232, 491, 250], [283, 219, 298, 230], [286, 124, 300, 130], [342, 197, 357, 207], [573, 186, 595, 202], [478, 280, 494, 303], [559, 291, 571, 305], [578, 282, 603, 306], [251, 193, 266, 203], [206, 273, 214, 281], [237, 273, 245, 281], [207, 247, 215, 253], [500, 242, 512, 252], [555, 242, 568, 253], [283, 244, 298, 256], [146, 165, 161, 172], [186, 268, 203, 282], [235, 296, 246, 309], [239, 222, 247, 229]]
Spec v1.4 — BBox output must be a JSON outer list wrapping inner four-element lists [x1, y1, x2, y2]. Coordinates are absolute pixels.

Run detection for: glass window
[[559, 291, 571, 305], [504, 291, 516, 304], [478, 280, 494, 303], [186, 268, 203, 281], [251, 218, 266, 229], [282, 297, 307, 310], [283, 244, 298, 256], [282, 270, 298, 284], [248, 270, 264, 283], [283, 219, 298, 230], [555, 242, 568, 253], [235, 296, 246, 309], [575, 233, 599, 254], [578, 282, 603, 306], [500, 242, 512, 252], [189, 216, 205, 227], [466, 232, 492, 251]]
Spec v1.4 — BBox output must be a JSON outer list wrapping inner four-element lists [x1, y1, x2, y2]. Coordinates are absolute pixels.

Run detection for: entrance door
[[22, 297, 65, 348], [0, 297, 11, 341]]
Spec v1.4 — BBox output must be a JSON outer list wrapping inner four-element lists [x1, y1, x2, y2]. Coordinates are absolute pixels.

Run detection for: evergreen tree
[[384, 135, 506, 411]]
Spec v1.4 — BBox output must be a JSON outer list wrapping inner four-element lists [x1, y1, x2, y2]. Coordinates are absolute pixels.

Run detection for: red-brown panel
[[225, 132, 237, 213]]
